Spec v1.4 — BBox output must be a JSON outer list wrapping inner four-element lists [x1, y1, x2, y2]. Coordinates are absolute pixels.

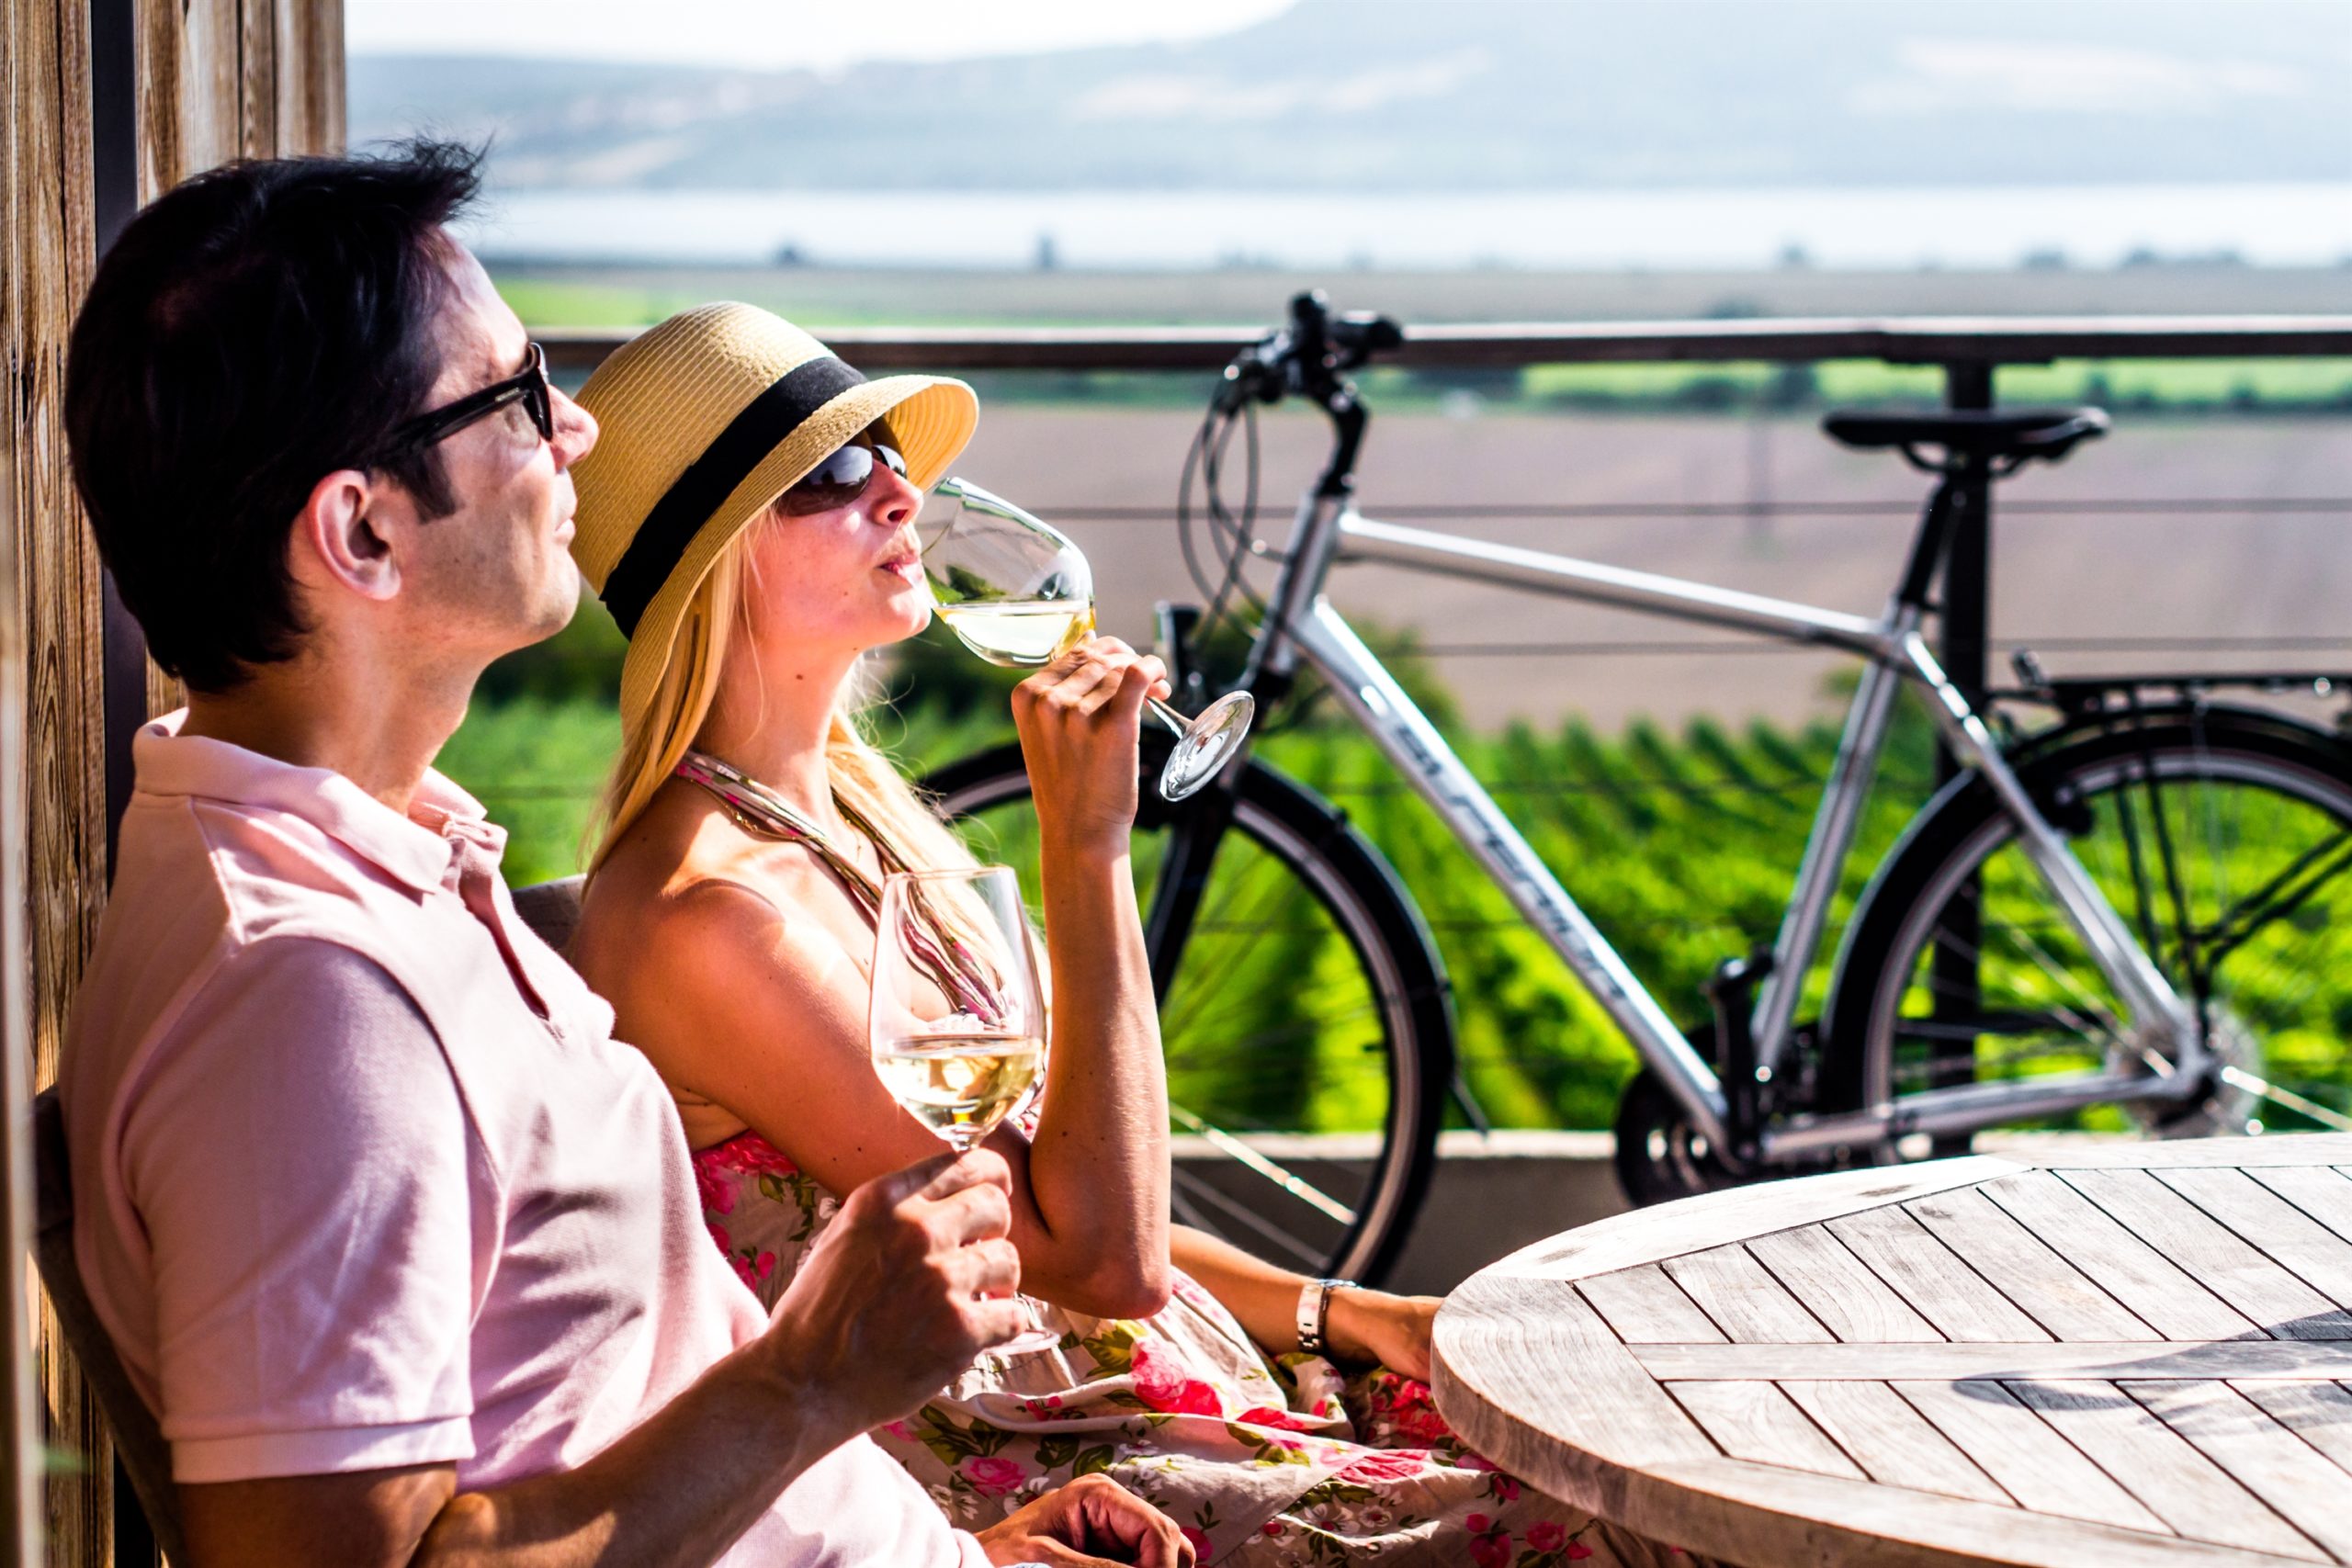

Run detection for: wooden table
[[1431, 1136, 2352, 1567]]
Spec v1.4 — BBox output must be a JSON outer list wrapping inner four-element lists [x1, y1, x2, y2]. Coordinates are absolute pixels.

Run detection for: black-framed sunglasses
[[386, 342, 554, 453], [776, 423, 909, 516]]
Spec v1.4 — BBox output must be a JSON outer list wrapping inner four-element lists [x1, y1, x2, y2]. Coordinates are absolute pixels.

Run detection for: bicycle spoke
[[1158, 849, 1319, 1044], [2216, 1065, 2352, 1134], [1168, 1101, 1357, 1224], [1915, 905, 2124, 1053], [1862, 730, 2352, 1141], [1170, 1164, 1329, 1269], [2199, 831, 2352, 969]]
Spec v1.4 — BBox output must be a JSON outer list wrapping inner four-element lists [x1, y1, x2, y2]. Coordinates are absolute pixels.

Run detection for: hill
[[351, 0, 2352, 193]]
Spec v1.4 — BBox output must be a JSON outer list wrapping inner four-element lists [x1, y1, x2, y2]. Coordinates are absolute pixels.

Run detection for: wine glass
[[869, 865, 1061, 1356], [920, 478, 1255, 801]]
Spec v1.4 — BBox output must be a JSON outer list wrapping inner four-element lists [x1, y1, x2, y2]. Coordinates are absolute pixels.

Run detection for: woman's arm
[[1168, 1226, 1443, 1382], [1007, 636, 1174, 1314]]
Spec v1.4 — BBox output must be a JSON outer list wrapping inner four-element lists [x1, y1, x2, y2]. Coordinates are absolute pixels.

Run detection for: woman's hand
[[1011, 636, 1170, 857], [1324, 1288, 1443, 1382], [978, 1473, 1196, 1567]]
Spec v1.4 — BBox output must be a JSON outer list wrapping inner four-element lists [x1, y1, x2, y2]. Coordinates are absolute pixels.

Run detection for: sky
[[345, 0, 1298, 71]]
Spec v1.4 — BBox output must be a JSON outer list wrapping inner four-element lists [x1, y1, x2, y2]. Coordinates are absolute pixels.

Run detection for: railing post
[[1931, 360, 1994, 1153]]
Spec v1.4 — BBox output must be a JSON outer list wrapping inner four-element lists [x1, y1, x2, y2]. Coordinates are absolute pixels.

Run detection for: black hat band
[[601, 355, 868, 637]]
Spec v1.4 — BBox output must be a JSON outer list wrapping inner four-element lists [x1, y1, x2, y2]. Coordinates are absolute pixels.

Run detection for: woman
[[562, 304, 1704, 1568]]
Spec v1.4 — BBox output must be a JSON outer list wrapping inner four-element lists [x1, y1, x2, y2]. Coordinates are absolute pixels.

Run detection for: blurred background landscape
[[357, 0, 2352, 1127]]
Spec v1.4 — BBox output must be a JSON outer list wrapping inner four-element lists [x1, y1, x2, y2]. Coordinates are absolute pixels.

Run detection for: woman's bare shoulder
[[575, 784, 837, 990]]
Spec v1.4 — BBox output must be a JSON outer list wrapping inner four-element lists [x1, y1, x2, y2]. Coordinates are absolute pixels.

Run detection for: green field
[[443, 652, 1891, 1131], [447, 613, 2352, 1141]]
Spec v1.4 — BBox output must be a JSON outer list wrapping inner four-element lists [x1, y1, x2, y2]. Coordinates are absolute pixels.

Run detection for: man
[[58, 141, 1189, 1568]]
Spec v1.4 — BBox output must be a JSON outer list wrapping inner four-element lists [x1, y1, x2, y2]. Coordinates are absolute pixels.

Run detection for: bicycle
[[922, 292, 2352, 1285]]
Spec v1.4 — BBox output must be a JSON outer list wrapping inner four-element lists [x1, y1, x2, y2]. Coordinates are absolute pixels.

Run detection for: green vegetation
[[442, 623, 1938, 1127], [448, 617, 2352, 1137]]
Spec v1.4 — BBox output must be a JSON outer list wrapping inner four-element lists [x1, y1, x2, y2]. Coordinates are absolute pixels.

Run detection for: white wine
[[933, 600, 1095, 668], [875, 1033, 1044, 1144]]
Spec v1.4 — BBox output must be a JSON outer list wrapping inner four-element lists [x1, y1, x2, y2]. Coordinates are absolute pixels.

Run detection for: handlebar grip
[[1217, 296, 1405, 411]]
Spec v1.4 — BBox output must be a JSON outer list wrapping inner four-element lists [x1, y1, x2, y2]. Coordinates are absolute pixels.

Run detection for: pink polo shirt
[[61, 713, 989, 1567]]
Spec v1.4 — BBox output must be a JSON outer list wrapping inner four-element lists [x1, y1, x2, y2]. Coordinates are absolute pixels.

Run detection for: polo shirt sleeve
[[121, 937, 479, 1483]]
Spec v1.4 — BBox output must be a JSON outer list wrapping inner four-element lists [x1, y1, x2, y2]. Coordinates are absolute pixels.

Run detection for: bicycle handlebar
[[1216, 290, 1404, 412]]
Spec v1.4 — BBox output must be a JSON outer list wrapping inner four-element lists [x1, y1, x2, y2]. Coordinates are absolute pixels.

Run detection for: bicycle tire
[[1823, 709, 2352, 1145], [922, 743, 1455, 1284]]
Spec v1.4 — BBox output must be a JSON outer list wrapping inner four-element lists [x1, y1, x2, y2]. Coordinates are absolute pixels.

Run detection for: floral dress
[[697, 1132, 1715, 1567]]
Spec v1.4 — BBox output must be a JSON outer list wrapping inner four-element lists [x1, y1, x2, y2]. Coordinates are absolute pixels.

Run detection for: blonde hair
[[584, 508, 976, 879]]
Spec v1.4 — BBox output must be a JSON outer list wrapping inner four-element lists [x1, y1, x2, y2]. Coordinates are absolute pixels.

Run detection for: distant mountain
[[352, 0, 2352, 191]]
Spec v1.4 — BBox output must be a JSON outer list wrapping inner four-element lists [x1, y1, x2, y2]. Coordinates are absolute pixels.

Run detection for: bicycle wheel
[[922, 743, 1454, 1284], [1825, 710, 2352, 1145]]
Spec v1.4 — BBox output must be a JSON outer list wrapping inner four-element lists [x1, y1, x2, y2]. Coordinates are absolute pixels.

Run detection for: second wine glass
[[920, 478, 1254, 801], [868, 865, 1061, 1357]]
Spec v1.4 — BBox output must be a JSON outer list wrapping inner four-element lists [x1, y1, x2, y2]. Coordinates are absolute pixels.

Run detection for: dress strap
[[673, 749, 1007, 1022], [674, 750, 892, 915]]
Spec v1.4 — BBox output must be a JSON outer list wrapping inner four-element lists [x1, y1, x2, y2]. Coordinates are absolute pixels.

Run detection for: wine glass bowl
[[920, 478, 1254, 801], [869, 866, 1061, 1356]]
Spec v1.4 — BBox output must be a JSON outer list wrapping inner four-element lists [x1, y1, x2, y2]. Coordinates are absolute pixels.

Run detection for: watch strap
[[1295, 1277, 1354, 1355]]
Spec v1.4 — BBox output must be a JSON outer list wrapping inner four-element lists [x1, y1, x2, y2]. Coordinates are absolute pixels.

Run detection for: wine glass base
[[1158, 690, 1256, 802], [986, 1324, 1068, 1359]]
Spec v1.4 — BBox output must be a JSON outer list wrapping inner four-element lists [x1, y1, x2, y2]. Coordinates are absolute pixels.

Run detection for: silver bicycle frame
[[1247, 493, 2202, 1161]]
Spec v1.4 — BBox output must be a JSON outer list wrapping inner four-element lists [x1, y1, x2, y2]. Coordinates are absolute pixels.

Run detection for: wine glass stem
[[1147, 696, 1196, 738]]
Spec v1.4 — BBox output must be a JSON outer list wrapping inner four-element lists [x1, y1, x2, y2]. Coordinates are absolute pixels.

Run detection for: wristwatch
[[1295, 1277, 1356, 1356]]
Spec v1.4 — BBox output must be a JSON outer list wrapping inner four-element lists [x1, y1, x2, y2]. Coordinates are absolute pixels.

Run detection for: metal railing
[[540, 310, 2352, 716], [541, 315, 2352, 372]]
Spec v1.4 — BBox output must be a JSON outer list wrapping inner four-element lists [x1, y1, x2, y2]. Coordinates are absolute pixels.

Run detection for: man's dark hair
[[65, 140, 485, 692]]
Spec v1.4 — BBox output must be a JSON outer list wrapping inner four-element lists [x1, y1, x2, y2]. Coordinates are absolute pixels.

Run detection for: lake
[[457, 182, 2352, 272]]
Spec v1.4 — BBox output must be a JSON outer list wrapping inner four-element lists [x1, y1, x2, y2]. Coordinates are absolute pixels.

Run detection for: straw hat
[[569, 301, 978, 728]]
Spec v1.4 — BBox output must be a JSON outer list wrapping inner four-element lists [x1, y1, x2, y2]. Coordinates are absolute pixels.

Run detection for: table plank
[[1889, 1380, 2168, 1533], [1826, 1206, 2052, 1343], [1664, 1243, 1836, 1343], [2007, 1380, 2325, 1560], [1649, 1456, 2326, 1568], [1747, 1225, 1944, 1344], [1501, 1155, 2024, 1282], [2124, 1379, 2352, 1561], [1667, 1379, 1866, 1480], [1432, 1273, 1719, 1500], [1780, 1381, 2011, 1503], [2249, 1166, 2352, 1244], [1636, 1340, 2352, 1381], [2063, 1169, 2352, 1338], [1982, 1169, 2262, 1341], [1904, 1187, 2157, 1341], [2233, 1380, 2352, 1478], [2159, 1167, 2352, 1312], [2010, 1135, 2352, 1168], [1577, 1263, 1726, 1344]]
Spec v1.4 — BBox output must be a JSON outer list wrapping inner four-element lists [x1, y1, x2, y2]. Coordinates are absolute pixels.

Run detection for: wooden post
[[4, 3, 342, 1562], [0, 9, 56, 1556]]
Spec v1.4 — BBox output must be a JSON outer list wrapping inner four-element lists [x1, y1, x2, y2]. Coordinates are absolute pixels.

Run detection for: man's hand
[[1326, 1288, 1443, 1382], [759, 1149, 1024, 1433], [978, 1474, 1196, 1567]]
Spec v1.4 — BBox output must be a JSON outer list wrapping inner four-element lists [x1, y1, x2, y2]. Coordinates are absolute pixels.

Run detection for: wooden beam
[[5, 0, 118, 1558]]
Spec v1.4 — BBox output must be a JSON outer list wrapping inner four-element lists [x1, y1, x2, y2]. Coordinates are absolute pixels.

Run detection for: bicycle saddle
[[1822, 407, 2109, 464]]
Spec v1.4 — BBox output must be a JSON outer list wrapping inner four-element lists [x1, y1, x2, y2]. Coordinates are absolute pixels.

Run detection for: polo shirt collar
[[132, 709, 503, 895]]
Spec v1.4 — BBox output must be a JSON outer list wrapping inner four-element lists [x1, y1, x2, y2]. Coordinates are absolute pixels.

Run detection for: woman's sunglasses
[[776, 425, 909, 516], [386, 342, 555, 454]]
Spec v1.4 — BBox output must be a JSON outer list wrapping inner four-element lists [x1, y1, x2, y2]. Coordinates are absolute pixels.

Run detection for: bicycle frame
[[1232, 486, 2206, 1164]]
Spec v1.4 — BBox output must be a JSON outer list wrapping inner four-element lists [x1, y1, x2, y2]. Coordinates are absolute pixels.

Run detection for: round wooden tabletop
[[1431, 1136, 2352, 1568]]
